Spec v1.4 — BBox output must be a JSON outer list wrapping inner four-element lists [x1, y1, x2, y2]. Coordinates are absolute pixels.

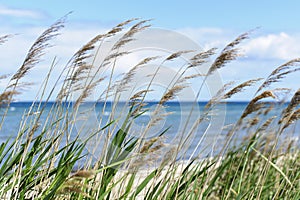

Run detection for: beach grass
[[0, 18, 300, 199]]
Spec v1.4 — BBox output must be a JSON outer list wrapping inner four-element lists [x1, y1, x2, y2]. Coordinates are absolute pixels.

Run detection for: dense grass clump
[[0, 17, 300, 199]]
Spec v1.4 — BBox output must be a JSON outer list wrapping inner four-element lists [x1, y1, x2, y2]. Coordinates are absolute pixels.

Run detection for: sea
[[0, 101, 299, 167]]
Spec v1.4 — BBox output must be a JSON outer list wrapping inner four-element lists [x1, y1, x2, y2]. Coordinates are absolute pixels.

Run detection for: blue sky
[[2, 0, 300, 31], [1, 1, 300, 101]]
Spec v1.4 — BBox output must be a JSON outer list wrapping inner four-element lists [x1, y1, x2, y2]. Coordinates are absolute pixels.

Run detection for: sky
[[1, 1, 300, 101]]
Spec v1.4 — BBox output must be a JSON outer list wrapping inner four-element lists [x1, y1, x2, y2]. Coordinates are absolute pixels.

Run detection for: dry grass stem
[[0, 74, 10, 80], [223, 78, 263, 99], [241, 91, 276, 119], [130, 90, 153, 101], [140, 137, 160, 154], [112, 19, 151, 50], [188, 48, 217, 68], [107, 18, 138, 35], [257, 58, 300, 92], [166, 50, 194, 61], [74, 77, 105, 108], [283, 108, 300, 129], [205, 81, 235, 109], [279, 89, 300, 125], [249, 117, 260, 126], [207, 32, 249, 75], [257, 116, 277, 133], [0, 34, 12, 45], [116, 57, 160, 93], [159, 85, 186, 105], [11, 18, 65, 83], [0, 90, 20, 105], [71, 170, 95, 179]]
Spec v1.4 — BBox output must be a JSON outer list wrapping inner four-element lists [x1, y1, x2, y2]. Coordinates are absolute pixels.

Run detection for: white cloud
[[175, 27, 300, 99], [0, 5, 42, 19], [242, 32, 300, 60], [178, 27, 300, 61], [177, 27, 235, 50]]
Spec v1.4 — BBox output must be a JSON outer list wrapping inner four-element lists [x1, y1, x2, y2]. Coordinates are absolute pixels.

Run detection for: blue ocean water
[[0, 101, 299, 163]]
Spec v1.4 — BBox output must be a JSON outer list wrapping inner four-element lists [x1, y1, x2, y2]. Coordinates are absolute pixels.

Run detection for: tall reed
[[0, 18, 299, 199]]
